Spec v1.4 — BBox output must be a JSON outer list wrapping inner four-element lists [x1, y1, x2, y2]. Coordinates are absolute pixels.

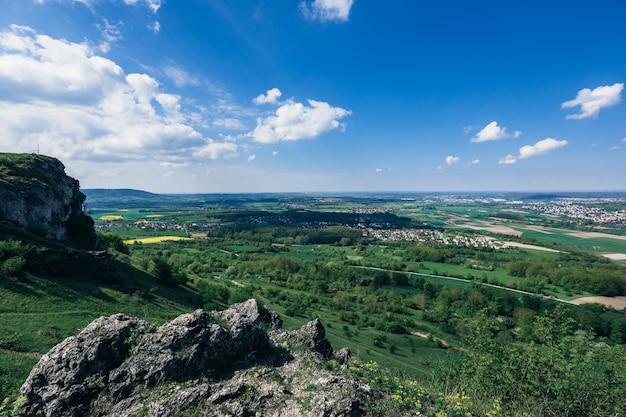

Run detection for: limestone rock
[[0, 153, 94, 244], [18, 300, 371, 417], [19, 314, 149, 417]]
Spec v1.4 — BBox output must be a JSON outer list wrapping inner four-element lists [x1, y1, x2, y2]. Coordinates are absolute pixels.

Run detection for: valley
[[2, 186, 626, 416]]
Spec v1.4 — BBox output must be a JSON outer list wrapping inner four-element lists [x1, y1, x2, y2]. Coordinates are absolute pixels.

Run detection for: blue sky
[[0, 0, 624, 193]]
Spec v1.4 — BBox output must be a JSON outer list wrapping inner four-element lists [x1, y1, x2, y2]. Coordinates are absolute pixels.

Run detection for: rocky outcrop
[[0, 153, 93, 243], [18, 299, 372, 417]]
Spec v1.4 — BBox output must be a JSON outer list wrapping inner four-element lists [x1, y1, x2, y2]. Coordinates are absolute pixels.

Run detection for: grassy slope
[[0, 236, 200, 402]]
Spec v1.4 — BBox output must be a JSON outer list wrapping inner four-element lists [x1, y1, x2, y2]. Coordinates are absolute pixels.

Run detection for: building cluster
[[95, 220, 217, 233], [523, 199, 626, 225], [365, 228, 498, 248]]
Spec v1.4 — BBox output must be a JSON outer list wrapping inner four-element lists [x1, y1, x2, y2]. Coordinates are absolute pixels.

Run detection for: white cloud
[[610, 146, 621, 151], [375, 168, 383, 172], [445, 156, 460, 165], [499, 155, 517, 165], [272, 150, 279, 156], [253, 87, 282, 105], [163, 65, 199, 87], [463, 125, 477, 134], [247, 155, 256, 163], [562, 83, 624, 119], [470, 159, 480, 165], [0, 25, 237, 164], [96, 18, 122, 53], [499, 138, 568, 165], [622, 137, 626, 142], [300, 0, 354, 22], [213, 118, 245, 130], [151, 21, 161, 34], [519, 138, 568, 159], [470, 121, 522, 143], [36, 0, 161, 13], [122, 0, 161, 13], [193, 141, 238, 160], [250, 98, 351, 143]]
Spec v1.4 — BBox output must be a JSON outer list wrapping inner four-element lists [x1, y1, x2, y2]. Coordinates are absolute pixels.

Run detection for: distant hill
[[82, 188, 179, 208]]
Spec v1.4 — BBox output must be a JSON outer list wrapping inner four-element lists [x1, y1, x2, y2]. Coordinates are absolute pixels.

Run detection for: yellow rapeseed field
[[100, 215, 124, 220], [123, 236, 193, 245]]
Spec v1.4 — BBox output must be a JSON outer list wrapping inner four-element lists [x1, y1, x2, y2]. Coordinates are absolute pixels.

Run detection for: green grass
[[0, 273, 197, 353], [0, 256, 200, 401], [225, 245, 262, 253], [519, 229, 626, 254], [0, 350, 39, 402]]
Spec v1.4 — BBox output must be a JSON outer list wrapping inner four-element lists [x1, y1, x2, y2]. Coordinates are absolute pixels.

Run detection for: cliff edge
[[0, 153, 94, 245]]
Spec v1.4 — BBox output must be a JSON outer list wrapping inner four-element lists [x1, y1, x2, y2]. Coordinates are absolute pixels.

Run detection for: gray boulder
[[18, 300, 371, 417]]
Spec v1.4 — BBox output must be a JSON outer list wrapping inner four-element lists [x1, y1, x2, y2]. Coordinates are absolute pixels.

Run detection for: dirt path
[[1, 347, 42, 359], [570, 296, 626, 310], [502, 242, 560, 252]]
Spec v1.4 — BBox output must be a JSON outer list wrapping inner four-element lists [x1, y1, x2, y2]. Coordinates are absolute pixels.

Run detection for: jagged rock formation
[[18, 299, 372, 417], [0, 153, 93, 244]]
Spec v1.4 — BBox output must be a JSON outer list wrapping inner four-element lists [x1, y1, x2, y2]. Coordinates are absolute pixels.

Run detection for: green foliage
[[443, 306, 626, 416], [196, 280, 231, 309], [149, 256, 187, 285], [97, 232, 130, 254], [1, 256, 26, 277], [0, 351, 38, 408]]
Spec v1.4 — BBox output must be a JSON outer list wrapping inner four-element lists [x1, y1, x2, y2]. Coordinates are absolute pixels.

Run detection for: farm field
[[123, 236, 193, 244]]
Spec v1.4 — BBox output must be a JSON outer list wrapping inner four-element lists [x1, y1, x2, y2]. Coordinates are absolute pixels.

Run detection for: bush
[[1, 255, 26, 277]]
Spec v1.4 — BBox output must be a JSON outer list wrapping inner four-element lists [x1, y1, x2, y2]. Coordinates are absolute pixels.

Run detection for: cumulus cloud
[[247, 155, 256, 163], [0, 25, 235, 163], [272, 150, 279, 156], [253, 87, 282, 105], [250, 96, 351, 143], [519, 138, 568, 159], [470, 159, 480, 165], [499, 155, 517, 165], [300, 0, 354, 22], [499, 138, 568, 165], [446, 156, 460, 165], [470, 121, 522, 143], [375, 168, 383, 172], [562, 83, 624, 119]]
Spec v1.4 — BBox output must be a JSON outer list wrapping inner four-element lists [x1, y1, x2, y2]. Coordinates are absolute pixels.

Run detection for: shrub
[[1, 255, 26, 277]]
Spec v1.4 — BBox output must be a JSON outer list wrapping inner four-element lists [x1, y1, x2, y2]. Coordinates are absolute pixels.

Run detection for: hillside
[[0, 154, 200, 407]]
